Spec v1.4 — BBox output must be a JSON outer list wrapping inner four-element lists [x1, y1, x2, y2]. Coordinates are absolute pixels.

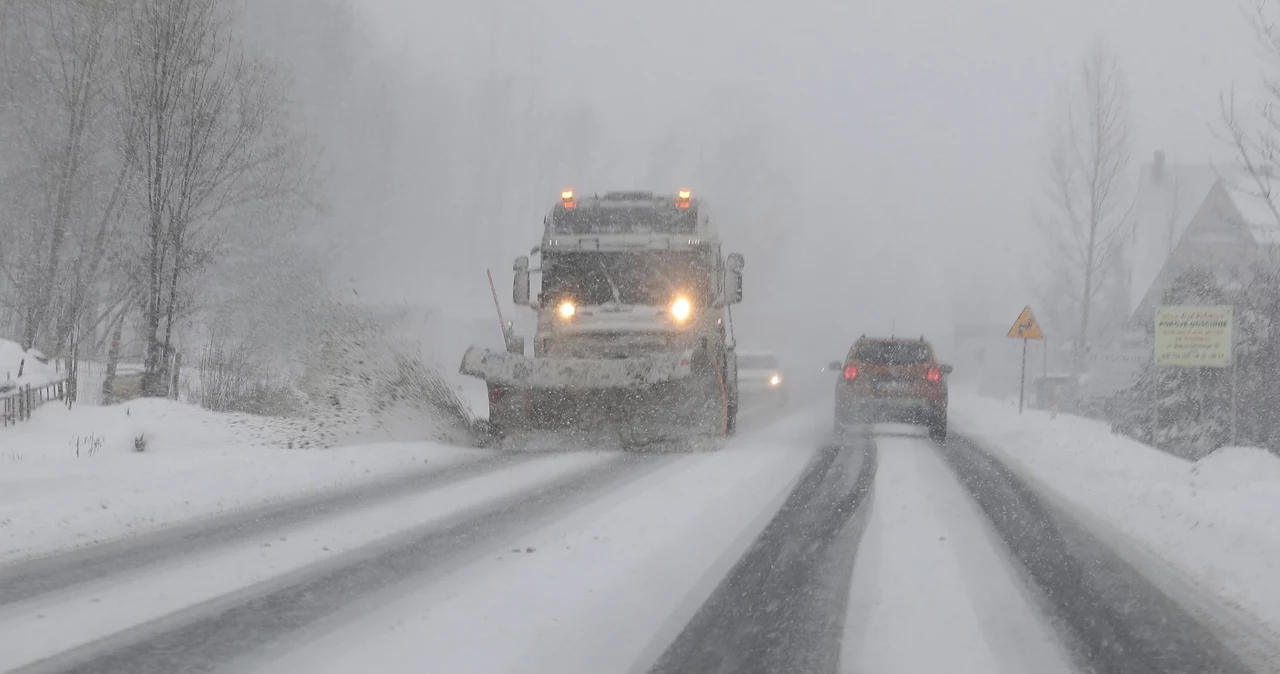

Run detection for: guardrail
[[1, 377, 74, 427]]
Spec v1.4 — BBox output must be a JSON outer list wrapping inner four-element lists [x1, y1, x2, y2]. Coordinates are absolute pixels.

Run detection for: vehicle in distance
[[829, 336, 952, 441], [736, 351, 788, 408]]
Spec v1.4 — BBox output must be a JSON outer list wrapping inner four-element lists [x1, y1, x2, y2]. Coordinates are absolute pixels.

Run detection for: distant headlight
[[671, 296, 692, 322], [558, 301, 576, 319], [769, 374, 782, 387]]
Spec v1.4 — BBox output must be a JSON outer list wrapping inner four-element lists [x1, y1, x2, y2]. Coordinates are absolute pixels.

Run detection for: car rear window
[[739, 355, 778, 369], [855, 342, 931, 365]]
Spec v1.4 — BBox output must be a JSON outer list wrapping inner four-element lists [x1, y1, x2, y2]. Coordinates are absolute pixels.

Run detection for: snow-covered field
[[0, 397, 484, 564], [951, 393, 1280, 663]]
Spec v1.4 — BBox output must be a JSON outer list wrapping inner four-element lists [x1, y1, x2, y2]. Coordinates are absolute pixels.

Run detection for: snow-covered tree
[[0, 0, 137, 356], [1112, 268, 1233, 457], [118, 0, 312, 396]]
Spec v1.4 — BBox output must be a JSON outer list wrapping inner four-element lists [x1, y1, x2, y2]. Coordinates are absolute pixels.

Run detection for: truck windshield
[[541, 251, 712, 307], [554, 206, 698, 234]]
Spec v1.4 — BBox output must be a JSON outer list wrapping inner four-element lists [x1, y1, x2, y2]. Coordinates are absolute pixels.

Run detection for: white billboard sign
[[1154, 305, 1233, 368]]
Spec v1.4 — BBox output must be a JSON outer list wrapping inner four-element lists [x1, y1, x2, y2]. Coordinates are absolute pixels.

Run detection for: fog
[[260, 0, 1244, 373], [3, 0, 1258, 389]]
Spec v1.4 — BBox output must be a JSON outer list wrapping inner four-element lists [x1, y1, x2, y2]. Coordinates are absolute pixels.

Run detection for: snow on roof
[[0, 338, 59, 389], [1220, 170, 1280, 246], [1130, 161, 1219, 315]]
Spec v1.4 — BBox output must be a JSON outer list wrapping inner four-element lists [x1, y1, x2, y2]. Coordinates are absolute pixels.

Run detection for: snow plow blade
[[459, 347, 695, 390]]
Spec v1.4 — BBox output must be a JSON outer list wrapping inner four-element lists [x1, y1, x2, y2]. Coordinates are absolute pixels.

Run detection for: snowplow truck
[[460, 190, 745, 447]]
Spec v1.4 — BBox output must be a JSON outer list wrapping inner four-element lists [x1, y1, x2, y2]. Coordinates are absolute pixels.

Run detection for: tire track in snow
[[649, 433, 877, 674], [841, 433, 1075, 674], [14, 452, 677, 674], [942, 433, 1255, 674], [0, 450, 532, 606]]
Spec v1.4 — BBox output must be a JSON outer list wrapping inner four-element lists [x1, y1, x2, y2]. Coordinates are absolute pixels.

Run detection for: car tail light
[[844, 365, 858, 380], [927, 367, 942, 382]]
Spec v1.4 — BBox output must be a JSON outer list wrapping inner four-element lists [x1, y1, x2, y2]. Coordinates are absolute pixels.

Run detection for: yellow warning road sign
[[1007, 305, 1044, 340]]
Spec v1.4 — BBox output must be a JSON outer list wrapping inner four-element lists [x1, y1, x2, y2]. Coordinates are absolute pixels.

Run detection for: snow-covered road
[[842, 433, 1074, 674], [0, 407, 1263, 674]]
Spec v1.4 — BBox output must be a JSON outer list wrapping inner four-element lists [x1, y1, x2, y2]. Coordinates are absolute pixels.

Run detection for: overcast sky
[[351, 0, 1261, 360]]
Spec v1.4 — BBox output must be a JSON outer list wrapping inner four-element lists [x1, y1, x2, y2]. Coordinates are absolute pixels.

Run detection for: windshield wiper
[[598, 260, 623, 305]]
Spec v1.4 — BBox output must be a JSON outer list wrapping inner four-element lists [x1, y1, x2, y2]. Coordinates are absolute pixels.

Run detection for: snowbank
[[0, 397, 485, 563], [1192, 446, 1280, 484], [1, 397, 365, 459], [952, 394, 1280, 663], [0, 338, 59, 390]]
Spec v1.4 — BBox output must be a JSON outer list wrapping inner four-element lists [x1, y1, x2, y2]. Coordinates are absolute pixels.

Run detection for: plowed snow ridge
[[841, 434, 1074, 674]]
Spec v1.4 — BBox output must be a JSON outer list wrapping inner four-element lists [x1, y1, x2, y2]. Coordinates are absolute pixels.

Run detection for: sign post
[[1007, 305, 1045, 414], [1020, 338, 1028, 413], [1153, 305, 1234, 448]]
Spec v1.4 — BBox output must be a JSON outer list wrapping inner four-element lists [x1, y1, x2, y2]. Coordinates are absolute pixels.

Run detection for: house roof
[[1218, 168, 1280, 245], [1130, 161, 1219, 315], [1128, 155, 1280, 320]]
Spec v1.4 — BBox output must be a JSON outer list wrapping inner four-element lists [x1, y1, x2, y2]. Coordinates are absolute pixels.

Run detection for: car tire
[[929, 414, 947, 443]]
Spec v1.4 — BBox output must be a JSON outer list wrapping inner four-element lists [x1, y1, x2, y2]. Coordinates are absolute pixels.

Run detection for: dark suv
[[829, 336, 952, 441]]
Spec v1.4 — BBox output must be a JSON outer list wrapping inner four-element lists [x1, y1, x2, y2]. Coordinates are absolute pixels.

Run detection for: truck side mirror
[[513, 256, 531, 306], [725, 253, 744, 305], [942, 364, 954, 375], [827, 361, 843, 372]]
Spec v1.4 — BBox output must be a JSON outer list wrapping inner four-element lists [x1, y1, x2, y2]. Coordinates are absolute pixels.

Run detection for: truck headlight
[[558, 301, 576, 319], [770, 374, 782, 387], [671, 296, 692, 322]]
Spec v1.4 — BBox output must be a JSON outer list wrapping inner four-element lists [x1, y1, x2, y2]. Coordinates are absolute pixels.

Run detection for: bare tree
[[0, 0, 137, 357], [1039, 41, 1134, 373], [119, 0, 310, 396], [1220, 3, 1280, 231], [1218, 2, 1280, 450]]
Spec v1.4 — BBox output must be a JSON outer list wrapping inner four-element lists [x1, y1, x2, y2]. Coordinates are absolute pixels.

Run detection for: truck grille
[[545, 332, 678, 358]]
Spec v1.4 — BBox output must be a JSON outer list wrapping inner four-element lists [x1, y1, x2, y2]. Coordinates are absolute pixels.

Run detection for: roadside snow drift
[[952, 393, 1280, 666]]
